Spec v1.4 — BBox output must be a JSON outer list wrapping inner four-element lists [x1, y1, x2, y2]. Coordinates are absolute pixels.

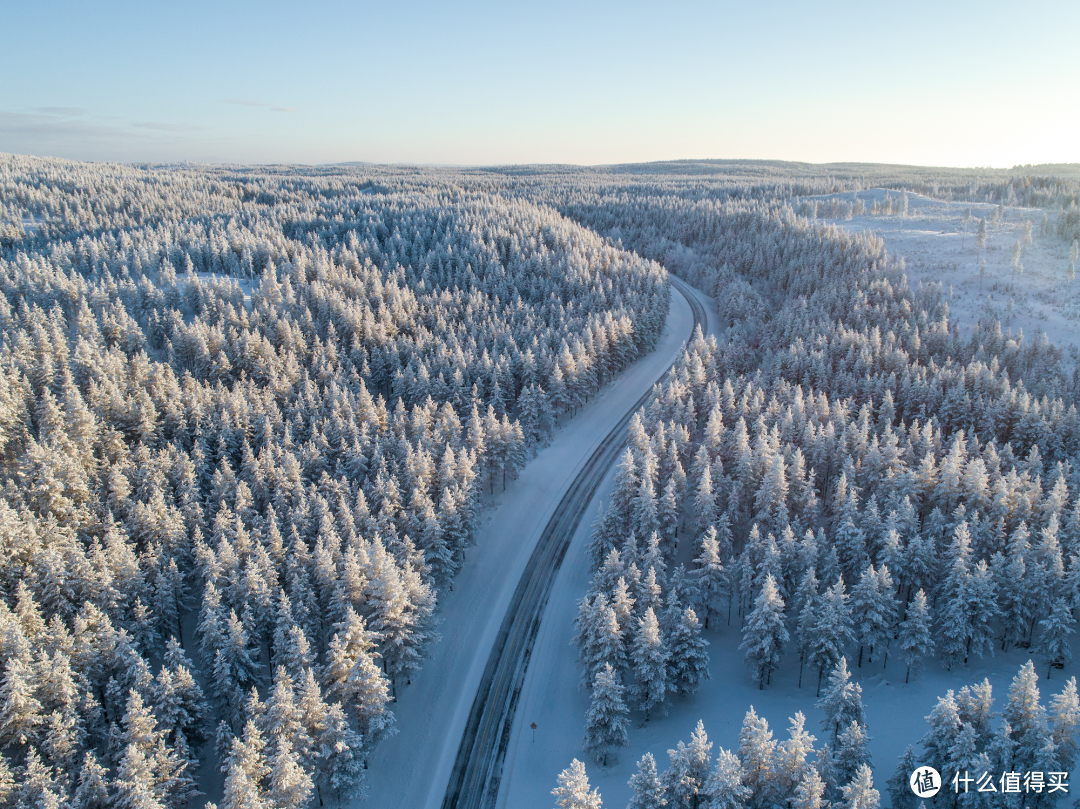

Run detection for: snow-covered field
[[360, 283, 696, 809], [812, 189, 1080, 355]]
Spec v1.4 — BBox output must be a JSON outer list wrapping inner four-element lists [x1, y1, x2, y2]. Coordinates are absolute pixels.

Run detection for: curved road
[[441, 275, 707, 809]]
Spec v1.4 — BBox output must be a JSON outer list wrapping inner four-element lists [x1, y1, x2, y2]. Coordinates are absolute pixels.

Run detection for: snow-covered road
[[495, 281, 721, 809], [361, 280, 697, 809]]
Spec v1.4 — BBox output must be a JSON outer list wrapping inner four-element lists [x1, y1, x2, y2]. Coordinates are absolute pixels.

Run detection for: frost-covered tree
[[898, 589, 934, 683], [582, 664, 629, 765], [737, 707, 778, 809], [631, 608, 669, 720], [661, 720, 713, 809], [834, 720, 872, 790], [1002, 661, 1053, 776], [886, 746, 918, 809], [817, 658, 865, 744], [838, 764, 879, 809], [807, 579, 854, 695], [850, 564, 896, 667], [322, 608, 395, 748], [552, 759, 603, 809], [0, 655, 43, 746], [694, 527, 729, 629], [628, 752, 666, 809], [1037, 597, 1075, 678], [794, 568, 820, 689], [702, 747, 751, 809], [775, 712, 816, 800], [1048, 677, 1080, 772], [741, 575, 789, 689], [668, 607, 710, 696], [791, 768, 828, 809]]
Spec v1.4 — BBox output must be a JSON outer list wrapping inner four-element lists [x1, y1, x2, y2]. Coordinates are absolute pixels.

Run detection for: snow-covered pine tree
[[1037, 597, 1075, 678], [702, 748, 751, 809], [965, 559, 998, 661], [994, 530, 1030, 652], [834, 720, 872, 790], [668, 607, 710, 696], [886, 746, 918, 809], [317, 700, 366, 800], [839, 764, 879, 809], [695, 463, 719, 538], [220, 719, 271, 809], [661, 720, 713, 808], [694, 527, 729, 629], [628, 752, 666, 809], [1003, 661, 1053, 776], [588, 604, 628, 687], [850, 564, 896, 668], [322, 607, 395, 748], [631, 608, 669, 720], [817, 658, 865, 744], [791, 768, 827, 809], [920, 688, 962, 777], [0, 655, 43, 746], [266, 736, 313, 809], [740, 574, 788, 689], [774, 712, 816, 801], [737, 707, 778, 809], [1049, 677, 1080, 772], [552, 759, 603, 809], [807, 578, 854, 695], [898, 589, 934, 683], [582, 664, 629, 766], [794, 568, 820, 689]]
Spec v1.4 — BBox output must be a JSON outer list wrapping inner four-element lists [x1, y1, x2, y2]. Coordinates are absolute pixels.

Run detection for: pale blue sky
[[3, 0, 1077, 167]]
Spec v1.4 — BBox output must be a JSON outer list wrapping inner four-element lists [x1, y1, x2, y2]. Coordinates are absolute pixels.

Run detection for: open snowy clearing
[[177, 271, 255, 311], [808, 189, 1080, 356], [360, 282, 695, 809]]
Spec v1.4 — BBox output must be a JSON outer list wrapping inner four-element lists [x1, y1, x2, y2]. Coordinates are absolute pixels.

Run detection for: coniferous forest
[[1, 154, 1080, 808]]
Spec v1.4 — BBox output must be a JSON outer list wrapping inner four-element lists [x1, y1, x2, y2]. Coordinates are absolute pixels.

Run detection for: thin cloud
[[0, 110, 145, 142], [35, 106, 86, 117], [132, 121, 202, 132], [0, 110, 209, 162], [222, 99, 297, 113]]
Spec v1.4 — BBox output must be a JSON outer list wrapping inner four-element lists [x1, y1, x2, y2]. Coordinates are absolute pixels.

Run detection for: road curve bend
[[441, 275, 706, 809]]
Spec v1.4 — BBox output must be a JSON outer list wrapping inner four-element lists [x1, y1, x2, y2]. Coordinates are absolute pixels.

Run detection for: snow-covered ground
[[811, 189, 1080, 355], [360, 283, 696, 808], [21, 215, 45, 233], [501, 590, 1078, 809]]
